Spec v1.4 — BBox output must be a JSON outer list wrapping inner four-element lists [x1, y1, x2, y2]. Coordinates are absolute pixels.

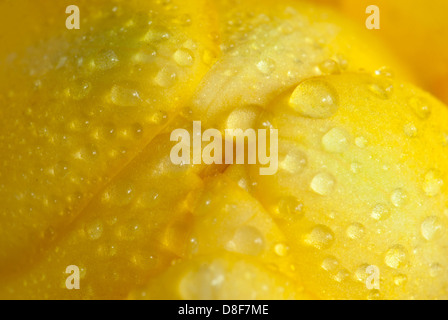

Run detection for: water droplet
[[173, 48, 194, 67], [368, 81, 393, 99], [391, 189, 407, 207], [85, 219, 103, 240], [256, 58, 276, 74], [393, 274, 407, 286], [154, 66, 177, 87], [384, 245, 408, 269], [279, 149, 307, 174], [374, 66, 394, 78], [429, 263, 442, 277], [68, 81, 91, 100], [93, 50, 119, 71], [423, 170, 444, 197], [409, 96, 431, 120], [346, 223, 365, 240], [110, 85, 141, 106], [350, 162, 361, 174], [334, 269, 350, 282], [355, 264, 371, 282], [226, 226, 265, 256], [101, 183, 134, 207], [421, 216, 443, 241], [367, 289, 381, 300], [371, 203, 390, 221], [321, 256, 339, 272], [274, 243, 289, 257], [322, 128, 349, 153], [310, 172, 336, 196], [276, 196, 304, 219], [289, 79, 338, 118], [355, 136, 368, 148], [318, 59, 340, 75], [304, 225, 335, 249], [404, 123, 418, 137]]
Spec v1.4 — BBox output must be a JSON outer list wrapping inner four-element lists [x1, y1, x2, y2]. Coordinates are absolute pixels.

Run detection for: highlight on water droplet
[[289, 79, 339, 119]]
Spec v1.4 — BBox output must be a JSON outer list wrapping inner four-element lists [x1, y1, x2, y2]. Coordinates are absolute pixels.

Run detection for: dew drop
[[322, 128, 349, 153], [334, 269, 350, 282], [110, 85, 141, 106], [274, 243, 289, 257], [355, 264, 371, 282], [154, 66, 177, 87], [421, 216, 443, 241], [279, 149, 307, 174], [173, 48, 194, 67], [391, 189, 407, 207], [93, 50, 119, 71], [310, 172, 336, 196], [384, 245, 408, 269], [423, 170, 444, 197], [368, 81, 393, 99], [226, 226, 265, 256], [355, 136, 368, 148], [256, 58, 276, 74], [403, 123, 418, 137], [318, 59, 340, 75], [409, 96, 431, 120], [346, 223, 365, 240], [289, 79, 338, 119], [304, 225, 335, 249], [371, 203, 390, 221], [85, 219, 103, 240], [276, 196, 304, 219], [393, 274, 407, 286], [429, 263, 442, 277], [321, 256, 339, 272]]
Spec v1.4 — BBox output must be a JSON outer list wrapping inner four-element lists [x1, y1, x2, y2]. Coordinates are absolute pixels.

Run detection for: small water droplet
[[391, 189, 407, 207], [393, 274, 407, 286], [429, 263, 442, 277], [346, 223, 365, 240], [321, 256, 339, 272], [173, 48, 194, 67], [276, 196, 304, 219], [226, 226, 265, 256], [333, 268, 350, 282], [368, 80, 393, 99], [322, 128, 349, 153], [85, 219, 103, 240], [355, 264, 371, 282], [310, 172, 336, 196], [154, 66, 177, 87], [318, 59, 340, 75], [421, 216, 443, 241], [274, 243, 289, 257], [110, 85, 141, 106], [371, 203, 390, 221], [355, 136, 368, 148], [289, 79, 338, 118], [256, 58, 276, 74], [409, 96, 431, 120], [404, 123, 418, 137], [279, 149, 307, 174], [93, 50, 119, 71], [423, 170, 444, 197], [304, 225, 335, 249], [384, 244, 408, 269]]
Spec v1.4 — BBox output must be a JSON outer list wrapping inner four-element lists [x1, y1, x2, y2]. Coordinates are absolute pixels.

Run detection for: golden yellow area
[[0, 0, 447, 299]]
